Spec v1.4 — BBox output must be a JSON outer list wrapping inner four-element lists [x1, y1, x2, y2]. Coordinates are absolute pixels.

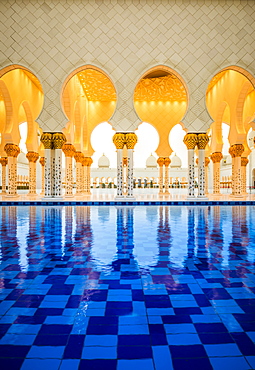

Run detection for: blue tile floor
[[0, 205, 255, 369]]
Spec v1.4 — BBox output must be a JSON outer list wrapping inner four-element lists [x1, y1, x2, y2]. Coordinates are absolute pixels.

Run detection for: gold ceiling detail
[[134, 74, 187, 102], [77, 69, 116, 101], [23, 70, 43, 93]]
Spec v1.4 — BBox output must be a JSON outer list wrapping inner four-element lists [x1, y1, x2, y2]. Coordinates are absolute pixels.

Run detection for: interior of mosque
[[0, 64, 255, 198]]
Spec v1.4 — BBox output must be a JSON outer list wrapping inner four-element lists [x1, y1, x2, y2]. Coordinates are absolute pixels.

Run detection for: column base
[[65, 194, 74, 198], [4, 194, 19, 198], [229, 194, 244, 198], [197, 195, 209, 200], [126, 196, 136, 201], [186, 196, 197, 200], [115, 195, 125, 200], [211, 193, 222, 196], [43, 196, 64, 201]]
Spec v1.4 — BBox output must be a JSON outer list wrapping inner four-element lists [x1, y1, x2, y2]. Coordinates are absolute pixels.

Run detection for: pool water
[[0, 205, 255, 370]]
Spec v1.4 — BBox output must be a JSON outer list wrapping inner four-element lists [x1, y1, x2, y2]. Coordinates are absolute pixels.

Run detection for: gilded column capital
[[26, 151, 39, 163], [81, 157, 88, 166], [39, 157, 45, 166], [205, 157, 210, 167], [241, 157, 249, 167], [211, 152, 223, 163], [183, 133, 197, 150], [197, 133, 209, 150], [74, 151, 83, 163], [113, 133, 125, 149], [0, 157, 8, 166], [62, 143, 75, 157], [164, 157, 171, 167], [86, 157, 93, 166], [157, 157, 164, 167], [125, 133, 138, 149], [40, 132, 53, 149], [4, 143, 20, 157], [52, 132, 67, 149], [229, 144, 244, 158]]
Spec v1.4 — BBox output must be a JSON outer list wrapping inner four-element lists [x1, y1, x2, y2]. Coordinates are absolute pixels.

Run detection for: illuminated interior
[[62, 67, 117, 156], [134, 67, 188, 158]]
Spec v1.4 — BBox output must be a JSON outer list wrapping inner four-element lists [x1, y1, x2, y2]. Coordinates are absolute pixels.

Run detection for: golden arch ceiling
[[77, 69, 116, 102], [134, 74, 187, 102]]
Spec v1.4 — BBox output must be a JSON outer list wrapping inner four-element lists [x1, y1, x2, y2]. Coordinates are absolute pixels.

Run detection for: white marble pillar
[[74, 152, 83, 196], [211, 152, 223, 195], [0, 157, 8, 194], [116, 149, 124, 198], [157, 157, 164, 195], [205, 157, 210, 195], [241, 157, 248, 195], [39, 157, 45, 196], [26, 151, 39, 196], [86, 158, 92, 194], [127, 148, 135, 199], [229, 144, 244, 197], [184, 133, 197, 199], [40, 133, 53, 198], [62, 144, 75, 197], [4, 144, 20, 197], [164, 157, 171, 194], [197, 133, 209, 199]]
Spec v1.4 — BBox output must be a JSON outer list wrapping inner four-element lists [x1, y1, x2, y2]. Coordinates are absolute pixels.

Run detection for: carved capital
[[205, 157, 210, 167], [241, 157, 249, 167], [86, 157, 93, 166], [0, 157, 8, 166], [113, 133, 126, 149], [26, 151, 39, 163], [183, 133, 197, 150], [62, 143, 75, 157], [164, 157, 171, 167], [157, 157, 164, 167], [40, 132, 53, 149], [52, 132, 66, 149], [197, 133, 209, 150], [4, 143, 20, 157], [125, 133, 138, 149], [39, 157, 45, 166], [211, 152, 223, 163], [229, 144, 244, 158], [74, 151, 83, 163]]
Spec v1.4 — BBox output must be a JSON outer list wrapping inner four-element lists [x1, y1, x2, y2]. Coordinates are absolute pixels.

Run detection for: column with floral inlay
[[0, 157, 8, 194], [113, 133, 125, 199], [229, 144, 244, 197], [62, 143, 75, 197], [26, 151, 39, 196], [183, 133, 197, 199], [4, 143, 20, 197], [125, 133, 137, 200]]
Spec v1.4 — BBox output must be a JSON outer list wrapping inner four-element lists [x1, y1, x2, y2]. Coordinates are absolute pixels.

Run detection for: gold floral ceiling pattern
[[134, 74, 187, 102], [77, 69, 116, 101]]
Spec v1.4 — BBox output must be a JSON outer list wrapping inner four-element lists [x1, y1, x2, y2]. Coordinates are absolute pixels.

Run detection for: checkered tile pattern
[[0, 205, 255, 370]]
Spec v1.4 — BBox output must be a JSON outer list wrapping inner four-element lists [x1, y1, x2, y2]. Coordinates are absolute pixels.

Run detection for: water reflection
[[0, 205, 254, 277]]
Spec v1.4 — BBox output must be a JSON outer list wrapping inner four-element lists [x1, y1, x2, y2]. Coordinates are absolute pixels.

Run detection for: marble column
[[86, 157, 93, 194], [125, 133, 137, 200], [74, 152, 83, 196], [205, 157, 210, 195], [164, 157, 171, 194], [211, 152, 223, 195], [62, 143, 75, 197], [113, 133, 125, 199], [40, 133, 53, 198], [183, 133, 197, 199], [26, 151, 39, 196], [229, 144, 244, 197], [157, 157, 164, 195], [4, 143, 20, 197], [82, 157, 88, 194], [241, 157, 249, 195], [52, 133, 66, 198], [0, 157, 8, 194], [39, 157, 45, 196], [197, 133, 209, 198]]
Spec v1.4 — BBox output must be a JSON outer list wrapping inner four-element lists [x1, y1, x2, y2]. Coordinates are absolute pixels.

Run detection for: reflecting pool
[[0, 206, 255, 370]]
